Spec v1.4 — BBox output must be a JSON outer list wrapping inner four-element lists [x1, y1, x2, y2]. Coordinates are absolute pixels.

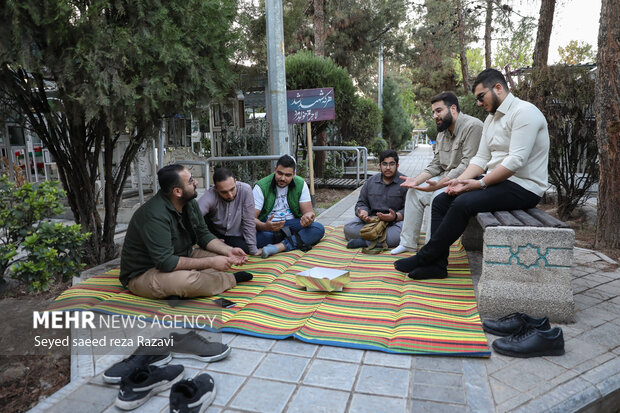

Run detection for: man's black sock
[[407, 262, 448, 280], [234, 271, 254, 283], [394, 255, 420, 273]]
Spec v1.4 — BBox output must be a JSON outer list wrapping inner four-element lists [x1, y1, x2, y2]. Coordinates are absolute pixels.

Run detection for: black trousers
[[418, 180, 541, 266], [205, 217, 251, 254]]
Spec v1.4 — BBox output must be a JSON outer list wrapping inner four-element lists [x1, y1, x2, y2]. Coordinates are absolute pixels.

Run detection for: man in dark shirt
[[120, 164, 252, 299], [343, 149, 408, 248]]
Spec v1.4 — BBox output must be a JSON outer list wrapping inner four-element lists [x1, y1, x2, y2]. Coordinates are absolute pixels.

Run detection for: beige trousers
[[399, 185, 444, 248], [128, 249, 236, 299]]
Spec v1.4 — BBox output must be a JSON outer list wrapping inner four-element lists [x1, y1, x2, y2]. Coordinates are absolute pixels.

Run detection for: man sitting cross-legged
[[120, 164, 253, 299], [391, 91, 482, 255], [343, 149, 408, 249], [253, 154, 325, 258], [198, 167, 258, 255]]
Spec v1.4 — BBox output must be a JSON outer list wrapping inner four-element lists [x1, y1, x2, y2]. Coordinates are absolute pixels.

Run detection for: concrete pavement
[[30, 145, 620, 413]]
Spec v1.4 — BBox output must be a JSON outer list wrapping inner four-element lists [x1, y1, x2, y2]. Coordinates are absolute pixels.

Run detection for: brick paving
[[30, 145, 620, 412]]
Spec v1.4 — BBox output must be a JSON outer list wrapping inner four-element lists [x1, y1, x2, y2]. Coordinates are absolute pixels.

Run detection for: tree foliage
[[558, 40, 597, 65], [493, 16, 536, 71], [239, 0, 412, 95], [382, 75, 412, 150], [514, 66, 598, 219], [0, 0, 239, 264], [347, 96, 382, 149]]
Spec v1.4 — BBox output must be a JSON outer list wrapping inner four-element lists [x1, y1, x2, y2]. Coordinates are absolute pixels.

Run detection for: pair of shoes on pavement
[[116, 365, 216, 412], [103, 331, 230, 384], [483, 312, 565, 358]]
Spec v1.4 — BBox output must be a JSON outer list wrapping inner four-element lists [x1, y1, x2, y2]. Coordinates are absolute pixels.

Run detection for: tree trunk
[[532, 0, 556, 69], [313, 0, 326, 57], [456, 0, 470, 94], [484, 0, 493, 68], [594, 0, 620, 249]]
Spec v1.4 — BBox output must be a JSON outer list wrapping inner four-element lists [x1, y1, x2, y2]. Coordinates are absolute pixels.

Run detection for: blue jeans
[[256, 218, 325, 251]]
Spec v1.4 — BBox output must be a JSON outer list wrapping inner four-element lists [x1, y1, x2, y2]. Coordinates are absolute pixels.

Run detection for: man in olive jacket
[[120, 164, 251, 299]]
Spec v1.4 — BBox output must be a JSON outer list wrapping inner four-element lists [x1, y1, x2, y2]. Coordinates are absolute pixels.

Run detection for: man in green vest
[[253, 154, 325, 258]]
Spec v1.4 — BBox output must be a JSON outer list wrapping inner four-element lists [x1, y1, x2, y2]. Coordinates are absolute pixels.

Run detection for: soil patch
[[0, 281, 71, 413], [538, 201, 620, 264], [314, 188, 352, 209]]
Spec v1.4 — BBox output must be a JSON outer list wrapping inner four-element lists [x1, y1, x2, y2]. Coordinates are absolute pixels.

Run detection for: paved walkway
[[30, 146, 620, 413]]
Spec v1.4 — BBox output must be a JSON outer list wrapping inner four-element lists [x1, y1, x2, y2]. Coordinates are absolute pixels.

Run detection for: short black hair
[[430, 91, 460, 113], [276, 154, 296, 171], [472, 68, 509, 93], [213, 167, 234, 184], [157, 164, 185, 195], [379, 149, 399, 164]]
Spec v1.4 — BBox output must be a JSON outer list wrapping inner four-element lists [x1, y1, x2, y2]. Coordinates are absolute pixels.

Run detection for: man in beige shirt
[[391, 91, 483, 254]]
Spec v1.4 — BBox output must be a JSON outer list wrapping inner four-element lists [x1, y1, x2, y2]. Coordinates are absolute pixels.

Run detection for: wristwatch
[[480, 178, 487, 190]]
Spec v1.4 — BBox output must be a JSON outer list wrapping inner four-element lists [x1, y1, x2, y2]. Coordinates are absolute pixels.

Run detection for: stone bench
[[462, 208, 575, 323]]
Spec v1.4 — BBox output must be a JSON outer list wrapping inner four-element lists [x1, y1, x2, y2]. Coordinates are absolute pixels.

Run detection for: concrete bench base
[[464, 210, 576, 323]]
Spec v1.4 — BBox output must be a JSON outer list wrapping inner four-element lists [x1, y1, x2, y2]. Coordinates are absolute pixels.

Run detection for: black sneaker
[[169, 331, 231, 362], [492, 326, 565, 358], [103, 347, 172, 384], [482, 313, 551, 336], [115, 364, 184, 410], [169, 373, 216, 413]]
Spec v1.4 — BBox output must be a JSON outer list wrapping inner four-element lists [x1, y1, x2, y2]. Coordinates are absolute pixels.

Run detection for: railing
[[179, 146, 367, 189], [312, 146, 368, 187], [195, 155, 282, 188]]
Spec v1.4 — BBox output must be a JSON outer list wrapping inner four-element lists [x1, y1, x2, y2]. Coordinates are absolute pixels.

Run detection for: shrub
[[0, 177, 90, 292], [513, 66, 598, 219], [370, 137, 388, 157]]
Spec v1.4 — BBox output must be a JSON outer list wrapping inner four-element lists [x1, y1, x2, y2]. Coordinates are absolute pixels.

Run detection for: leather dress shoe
[[492, 326, 565, 358], [482, 313, 550, 336]]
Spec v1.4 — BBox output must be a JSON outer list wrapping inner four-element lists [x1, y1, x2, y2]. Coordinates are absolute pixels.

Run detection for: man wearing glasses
[[120, 164, 253, 299], [344, 149, 408, 248], [391, 91, 483, 255], [395, 69, 549, 280]]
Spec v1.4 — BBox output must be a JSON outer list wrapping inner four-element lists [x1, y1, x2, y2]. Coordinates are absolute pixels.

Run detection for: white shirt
[[253, 182, 311, 221], [470, 93, 550, 196]]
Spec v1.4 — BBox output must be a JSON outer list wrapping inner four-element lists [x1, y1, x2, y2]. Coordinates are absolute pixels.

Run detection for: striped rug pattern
[[49, 227, 490, 356]]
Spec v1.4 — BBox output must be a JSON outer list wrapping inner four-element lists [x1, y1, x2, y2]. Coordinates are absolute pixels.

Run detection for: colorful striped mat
[[49, 226, 490, 356]]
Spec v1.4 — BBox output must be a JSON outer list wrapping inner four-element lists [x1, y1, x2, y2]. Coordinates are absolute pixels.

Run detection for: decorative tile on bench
[[478, 226, 576, 323]]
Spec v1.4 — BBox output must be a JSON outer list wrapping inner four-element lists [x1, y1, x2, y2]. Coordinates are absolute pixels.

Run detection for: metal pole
[[158, 118, 165, 170], [136, 160, 144, 204], [306, 122, 316, 207], [265, 0, 289, 156], [152, 138, 159, 193], [378, 41, 383, 138]]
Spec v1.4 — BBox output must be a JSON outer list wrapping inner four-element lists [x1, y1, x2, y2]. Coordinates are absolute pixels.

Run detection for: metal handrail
[[175, 160, 209, 188], [180, 147, 367, 189], [200, 155, 282, 188], [312, 146, 367, 186]]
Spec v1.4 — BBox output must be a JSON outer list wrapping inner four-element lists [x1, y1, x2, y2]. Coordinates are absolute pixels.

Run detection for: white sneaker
[[390, 245, 416, 255]]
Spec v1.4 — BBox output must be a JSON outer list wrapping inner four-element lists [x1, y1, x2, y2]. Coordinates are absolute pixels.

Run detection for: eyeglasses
[[381, 162, 397, 167], [475, 89, 491, 103]]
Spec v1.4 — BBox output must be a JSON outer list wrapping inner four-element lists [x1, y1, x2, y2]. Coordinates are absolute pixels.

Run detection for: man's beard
[[181, 188, 197, 202], [488, 90, 501, 114], [437, 111, 453, 132]]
